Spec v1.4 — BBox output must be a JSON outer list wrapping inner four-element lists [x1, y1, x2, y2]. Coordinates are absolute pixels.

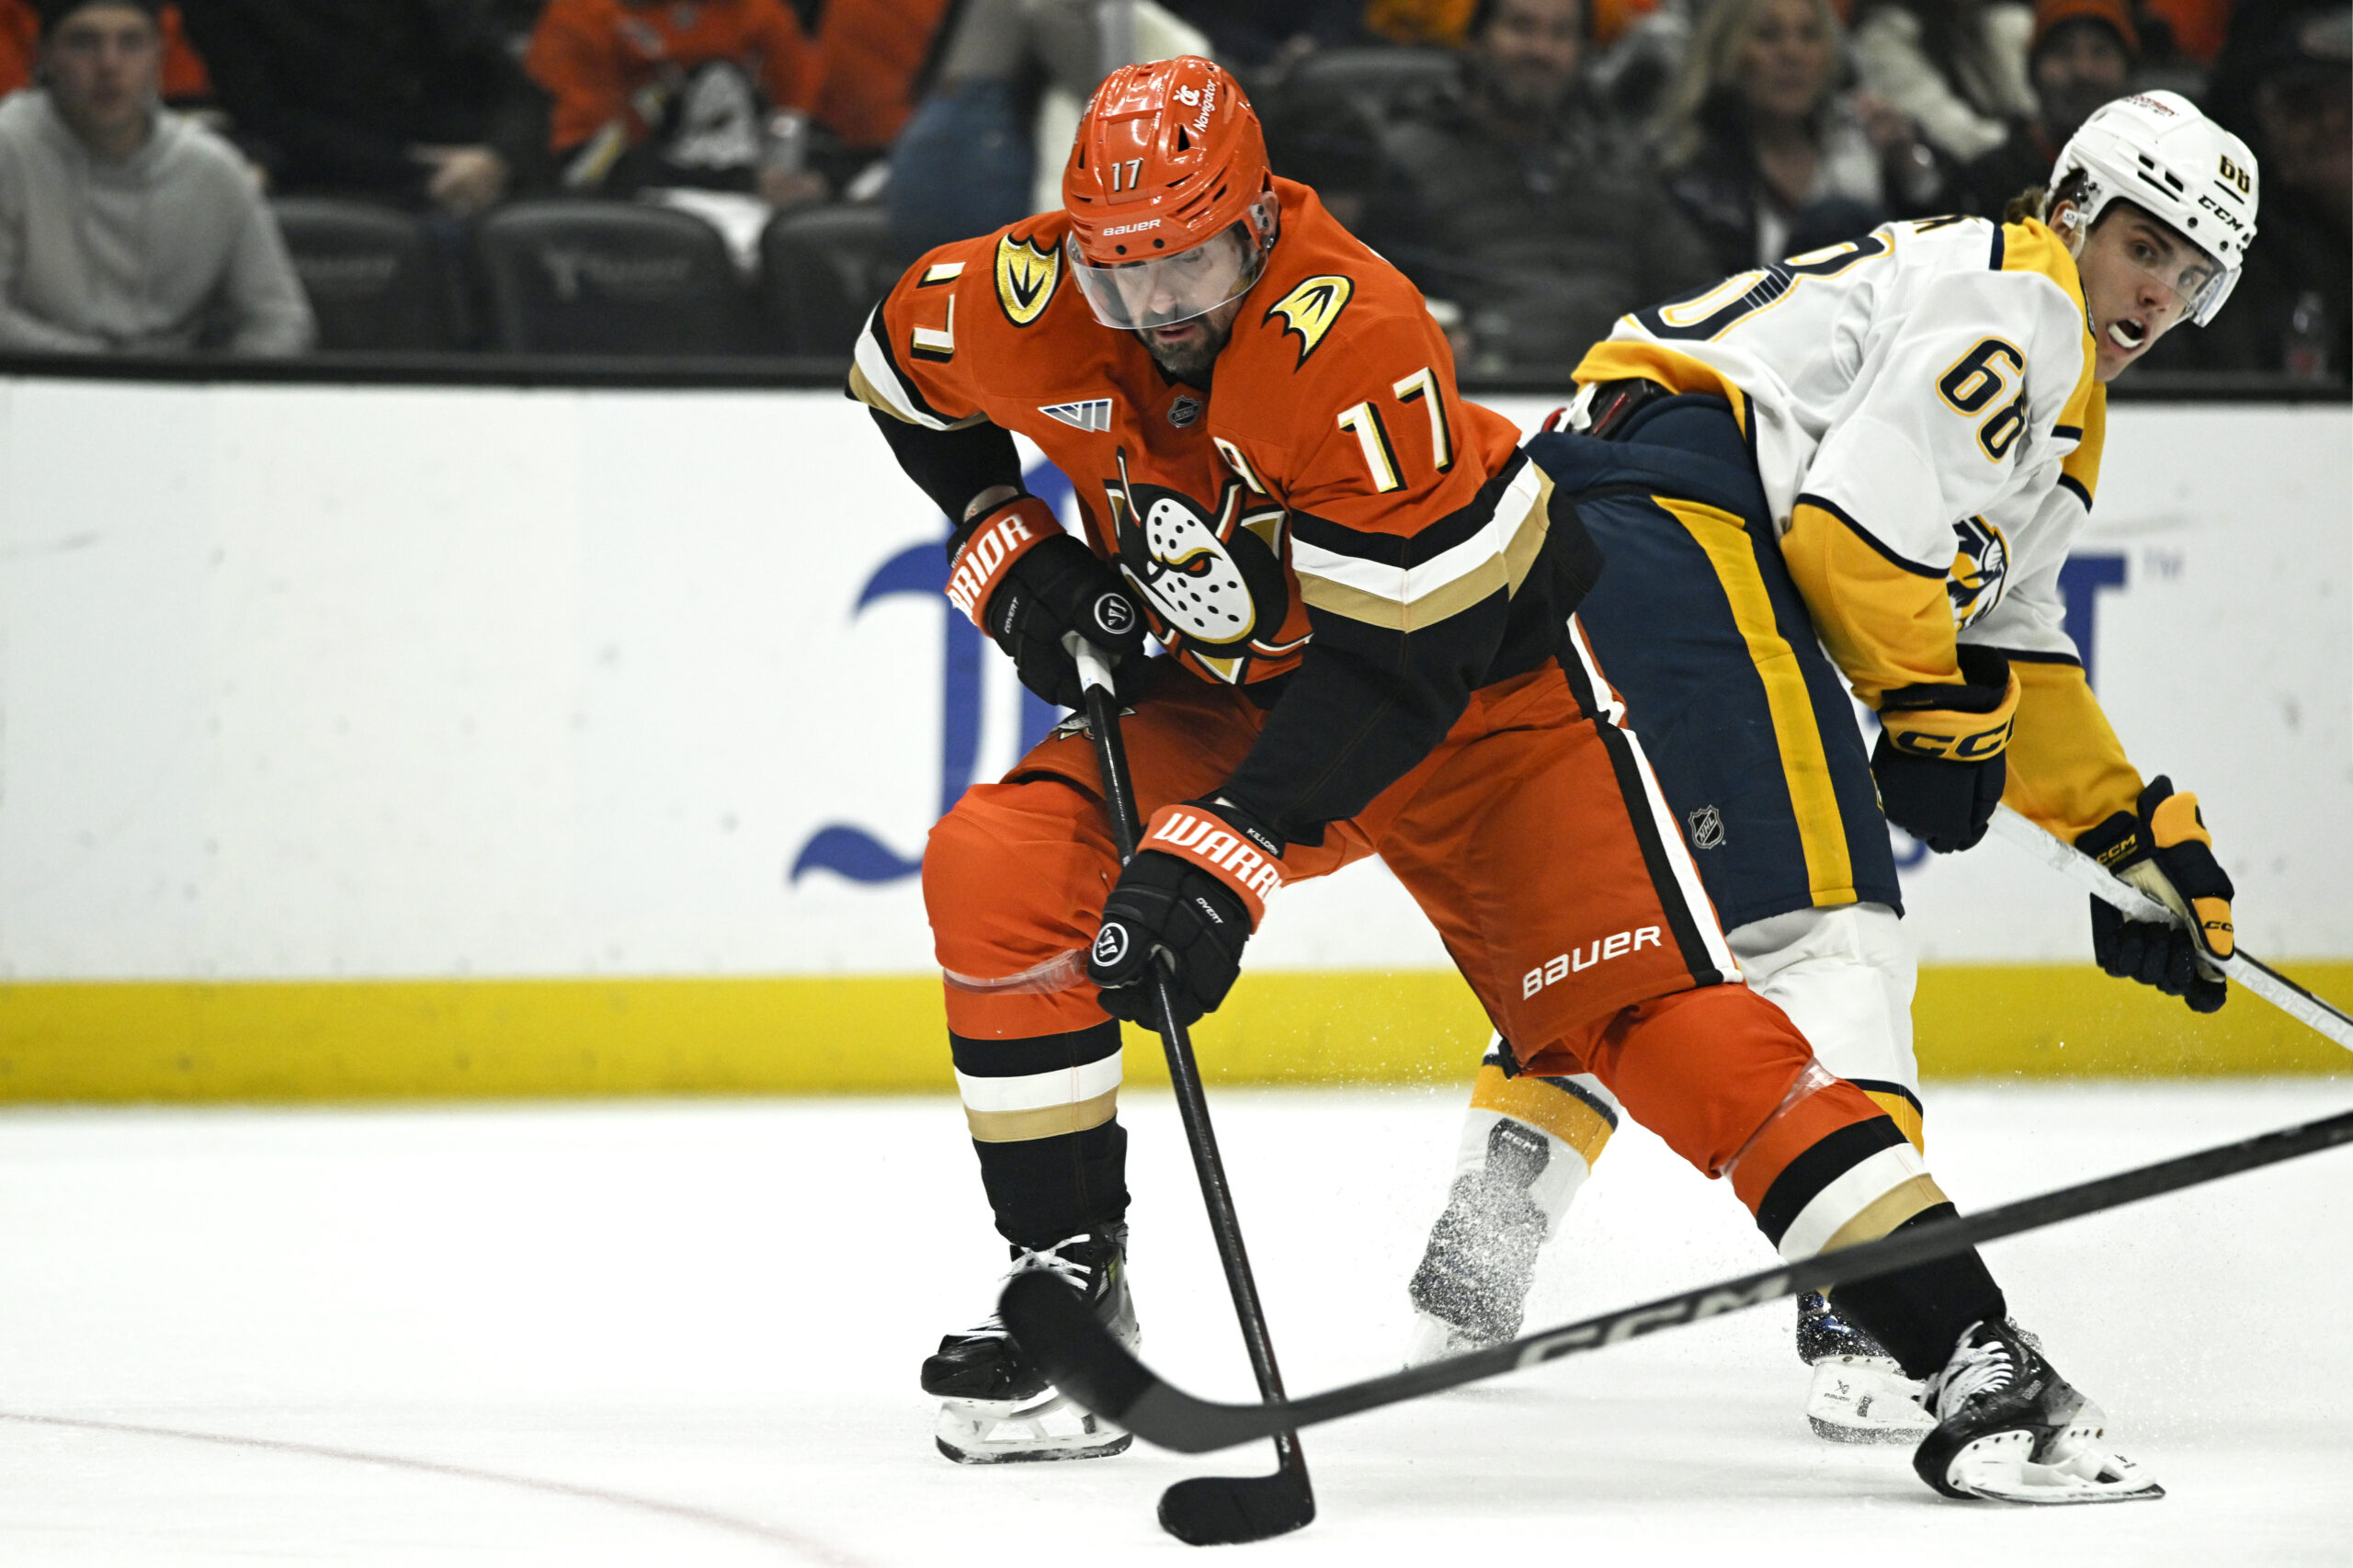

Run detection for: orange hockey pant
[[925, 641, 1912, 1221]]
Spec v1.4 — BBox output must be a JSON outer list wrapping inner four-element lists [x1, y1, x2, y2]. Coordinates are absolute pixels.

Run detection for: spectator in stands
[[806, 0, 956, 180], [1949, 0, 2135, 217], [0, 0, 310, 353], [1360, 0, 1715, 370], [0, 0, 208, 102], [2145, 4, 2350, 380], [179, 0, 545, 218], [882, 0, 1111, 258], [1851, 0, 2036, 164], [526, 0, 824, 208], [1655, 0, 1937, 274]]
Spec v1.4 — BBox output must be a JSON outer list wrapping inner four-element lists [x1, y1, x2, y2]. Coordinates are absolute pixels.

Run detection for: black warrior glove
[[1870, 646, 2018, 854], [1088, 799, 1288, 1029], [945, 494, 1145, 710], [2075, 775, 2235, 1014]]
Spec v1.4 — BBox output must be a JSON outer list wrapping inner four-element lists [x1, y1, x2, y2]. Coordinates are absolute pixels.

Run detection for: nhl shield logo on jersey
[[1264, 276, 1353, 365], [1103, 449, 1295, 679], [995, 233, 1062, 326], [1687, 804, 1726, 850], [1948, 516, 2012, 629]]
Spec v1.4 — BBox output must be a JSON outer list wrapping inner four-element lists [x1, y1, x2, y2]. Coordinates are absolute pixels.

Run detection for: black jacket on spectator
[[182, 0, 545, 202], [1361, 73, 1715, 370], [1665, 110, 1895, 278], [2139, 189, 2351, 380], [1949, 123, 2063, 220]]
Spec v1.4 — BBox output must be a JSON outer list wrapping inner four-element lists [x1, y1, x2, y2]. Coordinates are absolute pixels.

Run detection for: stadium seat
[[760, 202, 898, 357], [270, 199, 461, 352], [474, 200, 771, 356], [1280, 46, 1457, 109]]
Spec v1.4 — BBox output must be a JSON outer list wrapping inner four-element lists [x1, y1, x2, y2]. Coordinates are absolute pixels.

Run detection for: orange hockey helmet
[[1062, 56, 1279, 331]]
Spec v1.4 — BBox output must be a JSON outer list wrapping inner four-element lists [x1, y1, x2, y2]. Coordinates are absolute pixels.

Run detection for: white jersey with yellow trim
[[1577, 213, 2103, 666]]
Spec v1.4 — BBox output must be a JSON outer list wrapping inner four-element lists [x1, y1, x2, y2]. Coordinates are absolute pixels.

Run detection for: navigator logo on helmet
[[1061, 56, 1279, 333], [2050, 89, 2259, 326]]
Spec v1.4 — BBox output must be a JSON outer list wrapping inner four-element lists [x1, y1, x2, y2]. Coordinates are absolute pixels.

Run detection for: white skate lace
[[958, 1234, 1096, 1342], [1929, 1324, 2016, 1415]]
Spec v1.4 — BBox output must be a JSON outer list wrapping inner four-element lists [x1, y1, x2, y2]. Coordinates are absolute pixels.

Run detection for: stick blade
[[999, 1269, 1157, 1423], [1158, 1471, 1316, 1546]]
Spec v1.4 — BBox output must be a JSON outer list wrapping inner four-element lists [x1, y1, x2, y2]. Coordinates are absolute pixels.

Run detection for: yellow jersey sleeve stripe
[[1661, 495, 1860, 907], [1996, 654, 2144, 842], [1781, 500, 1962, 709], [2060, 383, 2107, 509], [2000, 217, 2101, 442], [1571, 339, 1750, 437]]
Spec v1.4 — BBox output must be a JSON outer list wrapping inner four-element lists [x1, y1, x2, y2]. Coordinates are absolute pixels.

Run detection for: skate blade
[[1804, 1356, 1934, 1445], [936, 1391, 1132, 1466], [1947, 1429, 2165, 1505]]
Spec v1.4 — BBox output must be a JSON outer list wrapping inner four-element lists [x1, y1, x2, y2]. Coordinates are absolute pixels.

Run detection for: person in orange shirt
[[525, 0, 821, 205]]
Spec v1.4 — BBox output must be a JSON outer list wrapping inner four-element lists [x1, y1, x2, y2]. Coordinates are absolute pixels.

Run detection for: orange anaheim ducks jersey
[[528, 0, 816, 153], [853, 177, 1597, 835]]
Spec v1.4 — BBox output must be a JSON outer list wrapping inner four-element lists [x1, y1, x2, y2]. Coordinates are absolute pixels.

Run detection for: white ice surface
[[0, 1080, 2346, 1566]]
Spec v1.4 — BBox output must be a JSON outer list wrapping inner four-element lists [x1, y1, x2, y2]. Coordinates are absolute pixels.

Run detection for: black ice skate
[[1404, 1120, 1551, 1365], [1796, 1290, 1934, 1445], [1912, 1319, 2162, 1504], [923, 1226, 1139, 1464]]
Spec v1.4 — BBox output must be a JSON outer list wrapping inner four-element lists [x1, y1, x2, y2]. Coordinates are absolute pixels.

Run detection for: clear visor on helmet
[[1068, 221, 1268, 332], [2075, 198, 2237, 327]]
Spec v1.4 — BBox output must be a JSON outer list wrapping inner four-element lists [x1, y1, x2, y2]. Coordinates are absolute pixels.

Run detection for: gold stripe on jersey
[[1860, 1088, 1926, 1153], [965, 1087, 1119, 1142], [1661, 495, 1859, 906], [1469, 1063, 1615, 1165], [1572, 340, 1750, 436], [1290, 460, 1551, 631], [1998, 217, 2102, 447], [1998, 655, 2144, 842], [1781, 499, 1961, 708]]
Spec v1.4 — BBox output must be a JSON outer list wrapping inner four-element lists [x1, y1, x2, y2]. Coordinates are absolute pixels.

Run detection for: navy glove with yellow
[[2075, 776, 2234, 1013], [1089, 799, 1287, 1029], [1870, 645, 2018, 853]]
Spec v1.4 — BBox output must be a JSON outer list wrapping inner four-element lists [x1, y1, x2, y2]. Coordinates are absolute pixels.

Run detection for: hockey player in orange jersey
[[853, 57, 2069, 1500]]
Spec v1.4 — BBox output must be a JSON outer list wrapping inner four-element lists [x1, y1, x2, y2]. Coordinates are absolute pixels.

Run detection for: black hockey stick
[[1006, 1099, 2353, 1454], [1062, 639, 1314, 1545]]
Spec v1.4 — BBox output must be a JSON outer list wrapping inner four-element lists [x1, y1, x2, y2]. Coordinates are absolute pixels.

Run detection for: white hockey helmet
[[2050, 90, 2259, 326]]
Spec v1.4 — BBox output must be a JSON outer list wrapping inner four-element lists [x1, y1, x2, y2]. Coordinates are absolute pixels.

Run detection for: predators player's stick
[[1057, 638, 1315, 1546], [1005, 1099, 2353, 1456], [1988, 804, 2353, 1051]]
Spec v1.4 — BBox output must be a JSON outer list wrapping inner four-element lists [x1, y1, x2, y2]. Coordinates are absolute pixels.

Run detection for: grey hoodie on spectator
[[0, 88, 313, 354]]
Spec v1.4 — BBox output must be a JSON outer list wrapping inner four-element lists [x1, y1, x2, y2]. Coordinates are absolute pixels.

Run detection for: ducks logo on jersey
[[1948, 516, 2011, 629], [995, 233, 1061, 326], [1103, 449, 1302, 682], [1265, 276, 1353, 365]]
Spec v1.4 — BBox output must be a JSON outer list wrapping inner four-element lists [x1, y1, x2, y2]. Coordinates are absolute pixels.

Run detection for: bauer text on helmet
[[1062, 57, 1279, 334]]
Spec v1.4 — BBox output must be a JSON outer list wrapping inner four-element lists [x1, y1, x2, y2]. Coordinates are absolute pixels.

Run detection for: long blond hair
[[1655, 0, 1847, 170]]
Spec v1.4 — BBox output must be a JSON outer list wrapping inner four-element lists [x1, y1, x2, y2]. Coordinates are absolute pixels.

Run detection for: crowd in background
[[0, 0, 2340, 381]]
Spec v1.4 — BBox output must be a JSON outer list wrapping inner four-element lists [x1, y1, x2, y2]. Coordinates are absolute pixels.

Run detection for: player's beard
[[1137, 313, 1233, 389]]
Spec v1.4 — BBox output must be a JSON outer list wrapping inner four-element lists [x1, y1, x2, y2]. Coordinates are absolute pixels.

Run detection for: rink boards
[[0, 378, 2344, 1097]]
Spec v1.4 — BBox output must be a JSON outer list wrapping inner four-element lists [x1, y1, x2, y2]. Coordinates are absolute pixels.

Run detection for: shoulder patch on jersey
[[995, 233, 1062, 327], [1040, 398, 1114, 433], [1264, 275, 1353, 365]]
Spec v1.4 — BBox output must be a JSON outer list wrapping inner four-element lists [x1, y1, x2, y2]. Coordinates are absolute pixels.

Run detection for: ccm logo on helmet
[[1523, 927, 1663, 997]]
